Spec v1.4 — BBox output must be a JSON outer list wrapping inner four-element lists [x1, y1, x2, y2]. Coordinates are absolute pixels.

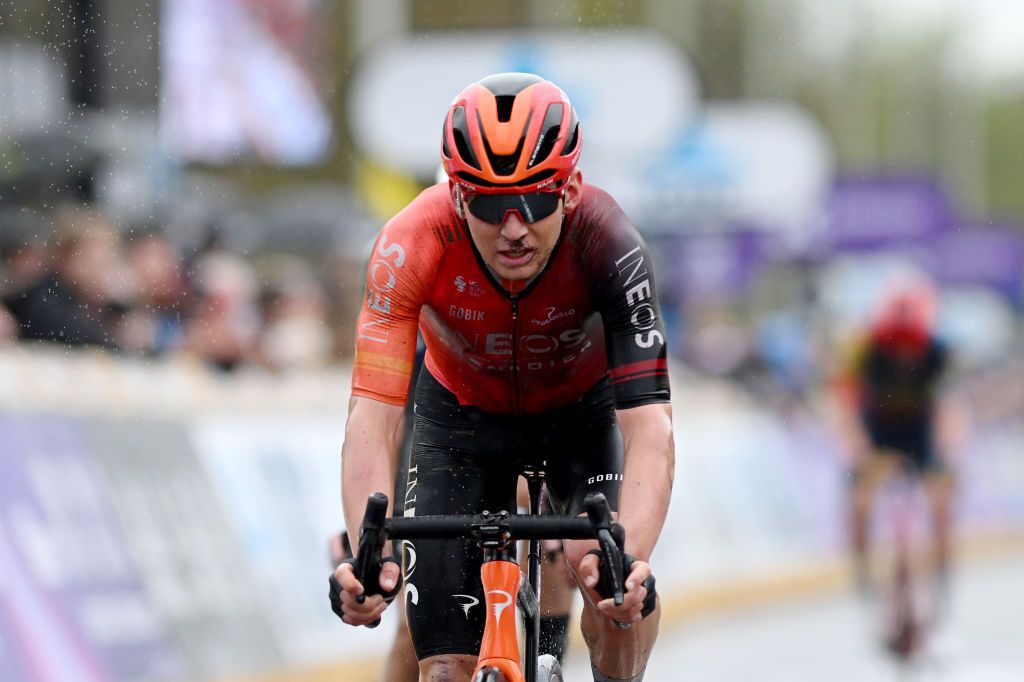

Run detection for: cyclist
[[331, 73, 674, 681], [839, 278, 956, 610]]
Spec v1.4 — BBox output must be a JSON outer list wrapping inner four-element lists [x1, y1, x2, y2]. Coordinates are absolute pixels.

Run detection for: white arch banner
[[348, 29, 700, 177]]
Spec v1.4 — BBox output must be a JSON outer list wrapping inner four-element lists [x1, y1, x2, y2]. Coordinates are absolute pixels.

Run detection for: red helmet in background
[[871, 277, 938, 354], [441, 73, 582, 195]]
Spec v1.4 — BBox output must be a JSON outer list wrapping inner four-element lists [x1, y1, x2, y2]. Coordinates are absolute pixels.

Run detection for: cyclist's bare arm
[[578, 401, 674, 624], [615, 401, 674, 560], [342, 395, 405, 543], [335, 395, 405, 626]]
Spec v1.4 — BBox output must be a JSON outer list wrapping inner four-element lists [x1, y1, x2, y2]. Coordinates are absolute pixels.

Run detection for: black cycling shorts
[[864, 414, 939, 474], [401, 369, 623, 660]]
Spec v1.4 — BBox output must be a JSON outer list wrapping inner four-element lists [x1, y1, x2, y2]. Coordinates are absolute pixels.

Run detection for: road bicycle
[[350, 469, 629, 682], [876, 456, 934, 662]]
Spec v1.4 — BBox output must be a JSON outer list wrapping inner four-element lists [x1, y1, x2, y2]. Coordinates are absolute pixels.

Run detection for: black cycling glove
[[328, 555, 403, 629], [585, 549, 658, 621]]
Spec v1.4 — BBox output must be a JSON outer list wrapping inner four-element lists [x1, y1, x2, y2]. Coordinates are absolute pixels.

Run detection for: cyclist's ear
[[562, 169, 584, 213]]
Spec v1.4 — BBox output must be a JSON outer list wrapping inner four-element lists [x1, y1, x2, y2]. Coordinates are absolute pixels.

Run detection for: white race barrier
[[1, 347, 1020, 680]]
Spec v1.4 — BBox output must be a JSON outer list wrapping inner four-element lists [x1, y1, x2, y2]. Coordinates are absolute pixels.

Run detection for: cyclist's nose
[[500, 212, 529, 240]]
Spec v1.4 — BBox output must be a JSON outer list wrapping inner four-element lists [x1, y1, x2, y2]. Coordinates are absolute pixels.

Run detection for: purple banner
[[931, 223, 1024, 300], [0, 415, 180, 682], [0, 565, 35, 682], [820, 176, 955, 252], [669, 231, 772, 300]]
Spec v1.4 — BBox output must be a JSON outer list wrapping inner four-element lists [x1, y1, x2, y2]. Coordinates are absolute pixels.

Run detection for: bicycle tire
[[537, 654, 563, 681]]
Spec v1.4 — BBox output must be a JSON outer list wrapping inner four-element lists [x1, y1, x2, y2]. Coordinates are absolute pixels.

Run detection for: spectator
[[184, 249, 261, 371], [1, 221, 50, 298], [3, 206, 136, 349], [0, 304, 16, 343], [257, 256, 333, 371], [322, 249, 367, 360], [122, 229, 192, 355]]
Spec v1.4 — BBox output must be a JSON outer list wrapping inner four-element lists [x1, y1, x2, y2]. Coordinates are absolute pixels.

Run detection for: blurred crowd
[[0, 204, 364, 372], [2, 198, 1021, 409]]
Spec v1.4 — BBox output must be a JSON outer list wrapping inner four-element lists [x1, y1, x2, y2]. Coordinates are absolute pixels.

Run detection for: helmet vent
[[495, 95, 516, 123], [451, 106, 481, 170], [561, 110, 580, 155], [485, 137, 526, 175], [529, 103, 563, 169]]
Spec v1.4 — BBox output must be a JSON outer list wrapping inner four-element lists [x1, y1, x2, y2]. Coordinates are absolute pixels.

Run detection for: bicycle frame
[[474, 469, 546, 682], [476, 556, 527, 681], [881, 461, 925, 660]]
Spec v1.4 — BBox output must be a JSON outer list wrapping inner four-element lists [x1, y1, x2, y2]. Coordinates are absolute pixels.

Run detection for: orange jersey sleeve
[[351, 185, 452, 404]]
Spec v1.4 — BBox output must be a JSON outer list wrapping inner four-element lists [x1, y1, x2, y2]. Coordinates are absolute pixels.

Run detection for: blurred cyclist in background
[[837, 277, 957, 611], [330, 72, 674, 681]]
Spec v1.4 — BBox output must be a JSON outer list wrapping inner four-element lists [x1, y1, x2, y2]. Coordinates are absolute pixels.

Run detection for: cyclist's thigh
[[542, 380, 624, 518], [403, 371, 519, 660]]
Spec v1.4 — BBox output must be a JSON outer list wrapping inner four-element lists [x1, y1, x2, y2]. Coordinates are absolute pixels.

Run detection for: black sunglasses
[[465, 190, 562, 224]]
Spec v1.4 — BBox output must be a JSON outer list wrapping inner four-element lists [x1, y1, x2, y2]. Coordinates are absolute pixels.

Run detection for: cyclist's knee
[[561, 538, 593, 576], [419, 654, 477, 681]]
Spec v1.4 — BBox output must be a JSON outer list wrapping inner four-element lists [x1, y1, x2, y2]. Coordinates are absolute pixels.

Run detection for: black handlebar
[[350, 491, 627, 605], [384, 514, 596, 540]]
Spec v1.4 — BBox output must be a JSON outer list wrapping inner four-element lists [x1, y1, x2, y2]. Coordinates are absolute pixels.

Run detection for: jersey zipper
[[511, 297, 521, 414]]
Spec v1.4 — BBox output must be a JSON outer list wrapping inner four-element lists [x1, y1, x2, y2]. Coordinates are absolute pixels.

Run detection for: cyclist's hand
[[329, 559, 402, 627], [579, 552, 658, 626]]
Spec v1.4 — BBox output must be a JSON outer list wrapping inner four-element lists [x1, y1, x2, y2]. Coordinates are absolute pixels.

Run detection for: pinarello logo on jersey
[[531, 306, 576, 327]]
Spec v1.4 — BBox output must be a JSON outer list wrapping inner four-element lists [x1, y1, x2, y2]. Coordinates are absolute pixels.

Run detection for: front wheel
[[537, 654, 563, 681], [474, 668, 507, 682]]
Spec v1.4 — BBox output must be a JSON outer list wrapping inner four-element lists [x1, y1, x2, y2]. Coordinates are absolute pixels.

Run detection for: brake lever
[[584, 492, 625, 606], [353, 492, 389, 605]]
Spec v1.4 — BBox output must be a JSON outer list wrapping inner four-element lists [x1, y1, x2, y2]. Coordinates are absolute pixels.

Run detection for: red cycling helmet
[[871, 278, 938, 354], [441, 73, 582, 195]]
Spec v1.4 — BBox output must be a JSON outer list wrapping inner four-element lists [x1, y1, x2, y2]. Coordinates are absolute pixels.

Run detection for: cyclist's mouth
[[497, 247, 535, 268]]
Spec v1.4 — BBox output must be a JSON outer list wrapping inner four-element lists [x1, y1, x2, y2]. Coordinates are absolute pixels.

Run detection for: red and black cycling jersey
[[351, 182, 670, 414], [856, 336, 948, 426]]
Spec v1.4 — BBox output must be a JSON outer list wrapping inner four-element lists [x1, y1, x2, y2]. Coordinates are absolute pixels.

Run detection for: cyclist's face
[[463, 171, 582, 282]]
